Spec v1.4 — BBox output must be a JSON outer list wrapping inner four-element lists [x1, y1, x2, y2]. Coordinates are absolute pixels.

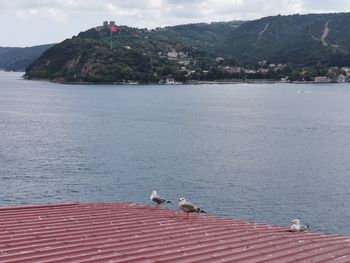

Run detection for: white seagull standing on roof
[[150, 190, 171, 208], [178, 197, 206, 219], [289, 219, 309, 232]]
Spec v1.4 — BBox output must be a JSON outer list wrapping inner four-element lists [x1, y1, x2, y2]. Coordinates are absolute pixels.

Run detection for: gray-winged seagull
[[289, 218, 309, 232], [178, 197, 206, 219], [150, 190, 171, 208]]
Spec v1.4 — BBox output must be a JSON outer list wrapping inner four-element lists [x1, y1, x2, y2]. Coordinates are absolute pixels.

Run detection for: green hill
[[220, 13, 350, 67], [0, 44, 54, 71], [25, 12, 350, 83]]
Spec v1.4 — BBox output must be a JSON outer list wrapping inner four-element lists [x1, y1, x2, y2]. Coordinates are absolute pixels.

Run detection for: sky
[[1, 0, 350, 47]]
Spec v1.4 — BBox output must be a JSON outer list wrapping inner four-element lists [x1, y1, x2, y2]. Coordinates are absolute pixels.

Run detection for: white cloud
[[301, 0, 350, 13], [16, 7, 68, 23]]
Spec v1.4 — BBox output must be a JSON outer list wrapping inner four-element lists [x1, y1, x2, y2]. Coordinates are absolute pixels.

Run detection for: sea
[[0, 71, 349, 236]]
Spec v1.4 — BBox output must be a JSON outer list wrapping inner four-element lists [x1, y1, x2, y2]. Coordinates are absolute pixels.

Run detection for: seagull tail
[[300, 224, 309, 231], [166, 200, 172, 204], [199, 209, 207, 213]]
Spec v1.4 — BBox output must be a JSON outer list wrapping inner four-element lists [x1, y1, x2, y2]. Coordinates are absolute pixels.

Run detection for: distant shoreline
[[1, 72, 347, 85], [50, 79, 287, 85], [48, 79, 349, 85]]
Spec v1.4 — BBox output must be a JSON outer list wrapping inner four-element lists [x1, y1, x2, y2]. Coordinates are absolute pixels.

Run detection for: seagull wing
[[180, 201, 199, 213], [152, 195, 166, 204], [300, 224, 309, 231]]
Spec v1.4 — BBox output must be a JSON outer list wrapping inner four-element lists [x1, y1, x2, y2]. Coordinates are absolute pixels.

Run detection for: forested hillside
[[25, 12, 350, 83]]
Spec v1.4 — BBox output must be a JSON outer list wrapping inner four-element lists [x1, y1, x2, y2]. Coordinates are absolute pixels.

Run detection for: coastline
[[23, 76, 292, 85], [46, 79, 350, 85], [7, 72, 349, 85]]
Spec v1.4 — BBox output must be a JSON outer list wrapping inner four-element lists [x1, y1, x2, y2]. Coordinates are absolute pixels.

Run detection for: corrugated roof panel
[[0, 203, 349, 263]]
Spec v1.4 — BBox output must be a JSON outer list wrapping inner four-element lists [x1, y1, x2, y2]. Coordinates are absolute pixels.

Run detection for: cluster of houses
[[157, 47, 350, 83], [314, 67, 350, 83], [159, 50, 191, 66], [223, 63, 287, 75], [220, 59, 287, 76], [161, 51, 290, 77], [215, 58, 284, 75]]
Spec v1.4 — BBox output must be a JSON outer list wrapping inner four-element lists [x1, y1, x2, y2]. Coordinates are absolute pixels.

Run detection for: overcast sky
[[1, 0, 350, 47]]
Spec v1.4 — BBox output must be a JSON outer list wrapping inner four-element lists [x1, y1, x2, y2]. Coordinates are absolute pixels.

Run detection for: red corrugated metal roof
[[0, 203, 349, 263]]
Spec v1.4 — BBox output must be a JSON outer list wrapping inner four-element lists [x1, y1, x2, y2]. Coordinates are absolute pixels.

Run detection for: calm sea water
[[0, 71, 349, 236]]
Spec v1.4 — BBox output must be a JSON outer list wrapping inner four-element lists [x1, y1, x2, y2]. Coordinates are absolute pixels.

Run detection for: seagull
[[289, 219, 309, 232], [150, 190, 171, 208], [178, 197, 206, 219]]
